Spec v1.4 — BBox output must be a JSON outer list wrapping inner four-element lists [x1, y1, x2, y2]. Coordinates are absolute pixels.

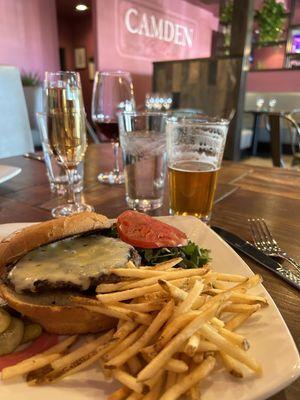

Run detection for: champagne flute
[[44, 71, 85, 194], [44, 71, 84, 112], [91, 71, 135, 184], [38, 110, 94, 218]]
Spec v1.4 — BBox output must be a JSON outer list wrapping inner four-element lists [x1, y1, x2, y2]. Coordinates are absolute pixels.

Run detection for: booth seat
[[23, 85, 43, 147], [241, 92, 300, 150], [0, 66, 34, 158]]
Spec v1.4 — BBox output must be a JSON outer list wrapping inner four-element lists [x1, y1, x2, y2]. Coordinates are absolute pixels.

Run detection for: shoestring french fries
[[1, 258, 268, 400]]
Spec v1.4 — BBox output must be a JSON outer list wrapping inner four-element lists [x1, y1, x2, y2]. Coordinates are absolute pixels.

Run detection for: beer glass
[[166, 115, 229, 223]]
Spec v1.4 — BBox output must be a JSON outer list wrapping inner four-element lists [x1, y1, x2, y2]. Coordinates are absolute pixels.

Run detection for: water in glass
[[122, 131, 166, 210]]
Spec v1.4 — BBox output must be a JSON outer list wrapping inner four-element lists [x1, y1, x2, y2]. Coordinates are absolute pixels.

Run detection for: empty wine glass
[[91, 71, 135, 184], [256, 98, 265, 111], [268, 98, 277, 111], [145, 93, 173, 111]]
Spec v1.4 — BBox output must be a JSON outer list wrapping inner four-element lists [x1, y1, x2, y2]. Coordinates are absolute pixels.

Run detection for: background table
[[0, 143, 299, 399]]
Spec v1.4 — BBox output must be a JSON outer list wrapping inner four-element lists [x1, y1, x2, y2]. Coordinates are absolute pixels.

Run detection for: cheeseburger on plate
[[0, 211, 209, 335]]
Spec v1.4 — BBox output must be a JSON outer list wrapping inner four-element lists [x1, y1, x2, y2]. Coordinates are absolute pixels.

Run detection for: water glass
[[118, 111, 167, 211], [166, 115, 229, 224]]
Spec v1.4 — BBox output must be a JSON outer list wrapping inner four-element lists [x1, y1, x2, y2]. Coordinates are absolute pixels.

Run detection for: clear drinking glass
[[92, 71, 135, 184], [37, 111, 94, 218], [118, 111, 167, 211], [166, 115, 229, 224]]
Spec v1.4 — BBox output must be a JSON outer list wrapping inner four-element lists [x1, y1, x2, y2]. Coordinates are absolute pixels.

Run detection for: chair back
[[0, 66, 34, 159], [285, 112, 300, 166], [268, 112, 300, 167]]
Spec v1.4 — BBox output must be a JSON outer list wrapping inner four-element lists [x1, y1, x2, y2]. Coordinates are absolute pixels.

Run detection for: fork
[[248, 218, 300, 274]]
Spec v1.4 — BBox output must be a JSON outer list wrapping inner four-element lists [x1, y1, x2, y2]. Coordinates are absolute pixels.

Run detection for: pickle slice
[[0, 308, 11, 334], [0, 317, 24, 356], [21, 323, 42, 344]]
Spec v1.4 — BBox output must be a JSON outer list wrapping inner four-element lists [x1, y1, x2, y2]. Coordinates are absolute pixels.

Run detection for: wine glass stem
[[112, 142, 120, 176], [65, 167, 78, 205]]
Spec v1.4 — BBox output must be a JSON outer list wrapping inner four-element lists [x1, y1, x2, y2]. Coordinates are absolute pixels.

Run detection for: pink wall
[[93, 0, 218, 106], [247, 70, 300, 92], [0, 0, 59, 80]]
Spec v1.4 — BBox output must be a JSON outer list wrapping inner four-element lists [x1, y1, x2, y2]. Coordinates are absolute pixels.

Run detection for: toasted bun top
[[0, 212, 112, 277]]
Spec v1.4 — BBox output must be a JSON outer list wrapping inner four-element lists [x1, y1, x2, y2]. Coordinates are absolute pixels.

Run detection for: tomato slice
[[117, 211, 187, 248], [0, 332, 59, 371]]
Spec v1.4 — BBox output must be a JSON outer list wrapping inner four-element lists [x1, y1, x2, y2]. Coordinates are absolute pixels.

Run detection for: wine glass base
[[98, 171, 124, 185], [126, 197, 163, 211], [51, 203, 94, 218]]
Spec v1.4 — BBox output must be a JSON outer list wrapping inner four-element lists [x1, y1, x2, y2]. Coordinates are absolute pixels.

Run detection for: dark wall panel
[[153, 57, 244, 160]]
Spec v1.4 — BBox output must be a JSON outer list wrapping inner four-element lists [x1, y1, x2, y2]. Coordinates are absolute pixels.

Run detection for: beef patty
[[6, 234, 140, 294]]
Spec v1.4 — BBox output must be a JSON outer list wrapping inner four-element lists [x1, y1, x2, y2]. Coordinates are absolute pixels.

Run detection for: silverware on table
[[211, 226, 300, 291], [23, 152, 45, 162], [248, 218, 300, 273]]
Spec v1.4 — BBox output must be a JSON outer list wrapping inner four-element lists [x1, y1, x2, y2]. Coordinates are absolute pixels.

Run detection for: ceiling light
[[76, 4, 88, 11]]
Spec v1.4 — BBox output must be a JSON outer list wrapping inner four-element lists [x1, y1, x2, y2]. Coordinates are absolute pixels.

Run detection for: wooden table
[[0, 144, 299, 399]]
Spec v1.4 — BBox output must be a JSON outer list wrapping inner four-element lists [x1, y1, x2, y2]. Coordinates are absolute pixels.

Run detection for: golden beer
[[168, 160, 219, 220]]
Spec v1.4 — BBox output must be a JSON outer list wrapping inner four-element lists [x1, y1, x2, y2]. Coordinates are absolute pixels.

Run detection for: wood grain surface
[[0, 143, 299, 399]]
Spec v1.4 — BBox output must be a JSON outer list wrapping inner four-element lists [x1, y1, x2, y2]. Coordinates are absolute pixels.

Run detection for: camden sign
[[124, 7, 194, 48]]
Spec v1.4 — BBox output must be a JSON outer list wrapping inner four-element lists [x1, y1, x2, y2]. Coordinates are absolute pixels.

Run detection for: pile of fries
[[1, 257, 268, 399]]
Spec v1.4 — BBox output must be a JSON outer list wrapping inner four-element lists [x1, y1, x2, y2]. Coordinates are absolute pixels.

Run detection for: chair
[[267, 112, 300, 168], [0, 66, 34, 159], [287, 110, 300, 167]]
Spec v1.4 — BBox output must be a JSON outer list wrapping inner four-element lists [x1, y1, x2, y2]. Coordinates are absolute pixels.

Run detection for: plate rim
[[0, 217, 299, 400], [0, 165, 22, 184]]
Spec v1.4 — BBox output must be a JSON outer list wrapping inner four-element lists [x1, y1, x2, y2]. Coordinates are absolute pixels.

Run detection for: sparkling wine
[[48, 112, 87, 168], [45, 87, 84, 112]]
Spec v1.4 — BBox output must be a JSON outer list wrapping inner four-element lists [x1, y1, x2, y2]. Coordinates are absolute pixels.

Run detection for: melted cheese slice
[[8, 235, 134, 293]]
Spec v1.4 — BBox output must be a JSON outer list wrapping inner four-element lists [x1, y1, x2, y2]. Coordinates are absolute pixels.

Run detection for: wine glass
[[44, 71, 84, 112], [38, 110, 94, 218], [43, 71, 86, 195], [91, 71, 135, 184]]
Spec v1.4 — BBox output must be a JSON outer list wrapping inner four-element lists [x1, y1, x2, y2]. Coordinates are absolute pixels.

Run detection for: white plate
[[0, 216, 299, 400], [0, 165, 21, 184]]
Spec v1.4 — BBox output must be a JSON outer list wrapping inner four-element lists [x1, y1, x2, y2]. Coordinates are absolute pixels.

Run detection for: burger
[[0, 211, 209, 335], [0, 213, 138, 334]]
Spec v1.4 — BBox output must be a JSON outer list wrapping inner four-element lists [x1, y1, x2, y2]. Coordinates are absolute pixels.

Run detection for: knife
[[23, 152, 45, 162], [211, 226, 300, 291]]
